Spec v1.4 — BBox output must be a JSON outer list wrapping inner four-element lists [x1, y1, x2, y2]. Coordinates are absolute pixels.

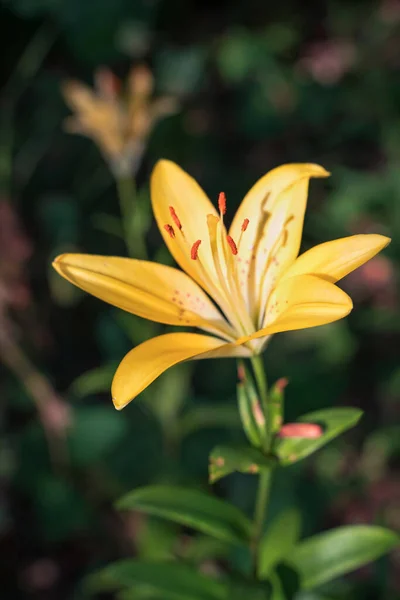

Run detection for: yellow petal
[[255, 177, 310, 325], [52, 253, 232, 338], [111, 333, 249, 409], [151, 160, 220, 296], [229, 163, 330, 319], [62, 80, 99, 113], [280, 234, 391, 283], [62, 80, 124, 157], [235, 274, 352, 344]]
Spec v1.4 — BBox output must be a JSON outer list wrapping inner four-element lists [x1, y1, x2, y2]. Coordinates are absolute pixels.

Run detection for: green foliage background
[[0, 0, 399, 598]]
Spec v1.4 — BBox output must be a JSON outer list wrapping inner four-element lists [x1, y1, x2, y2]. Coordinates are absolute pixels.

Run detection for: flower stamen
[[163, 224, 175, 238], [191, 239, 202, 260], [236, 217, 250, 254], [218, 192, 227, 216], [226, 235, 238, 255], [169, 206, 182, 230]]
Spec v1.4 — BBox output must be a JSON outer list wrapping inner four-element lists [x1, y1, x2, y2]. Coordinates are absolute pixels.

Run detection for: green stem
[[249, 354, 272, 578], [251, 469, 272, 574], [250, 355, 268, 410], [116, 175, 147, 259]]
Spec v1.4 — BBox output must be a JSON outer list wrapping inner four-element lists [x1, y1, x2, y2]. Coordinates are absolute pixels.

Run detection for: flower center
[[163, 199, 255, 340]]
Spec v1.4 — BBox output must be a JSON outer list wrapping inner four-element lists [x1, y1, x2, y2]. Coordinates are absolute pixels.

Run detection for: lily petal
[[229, 163, 330, 319], [111, 332, 249, 409], [235, 274, 352, 344], [151, 160, 220, 296], [52, 253, 232, 337], [280, 234, 391, 283]]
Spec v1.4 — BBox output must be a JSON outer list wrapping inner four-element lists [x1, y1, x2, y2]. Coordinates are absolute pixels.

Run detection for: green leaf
[[135, 517, 178, 561], [209, 444, 277, 483], [270, 564, 300, 600], [69, 362, 117, 398], [68, 406, 128, 466], [258, 508, 301, 578], [289, 525, 399, 589], [181, 535, 231, 564], [88, 559, 226, 600], [116, 485, 251, 546], [91, 213, 124, 239], [33, 475, 92, 542], [227, 579, 272, 600], [151, 363, 192, 429], [275, 408, 363, 465], [217, 29, 259, 83], [177, 404, 241, 439]]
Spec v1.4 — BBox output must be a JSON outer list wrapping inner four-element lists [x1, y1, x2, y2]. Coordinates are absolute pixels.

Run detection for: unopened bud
[[278, 423, 323, 439], [237, 364, 246, 382], [275, 377, 289, 392], [253, 401, 265, 427]]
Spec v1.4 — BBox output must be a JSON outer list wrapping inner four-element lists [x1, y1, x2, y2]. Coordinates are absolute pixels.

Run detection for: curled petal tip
[[376, 234, 391, 249], [307, 164, 330, 178], [112, 397, 124, 411], [52, 253, 70, 265], [153, 157, 176, 174]]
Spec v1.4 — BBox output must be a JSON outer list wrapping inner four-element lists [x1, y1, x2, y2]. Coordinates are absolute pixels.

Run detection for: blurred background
[[0, 0, 399, 598]]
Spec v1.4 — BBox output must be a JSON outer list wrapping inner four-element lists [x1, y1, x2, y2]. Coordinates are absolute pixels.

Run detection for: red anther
[[169, 206, 182, 230], [164, 224, 175, 238], [226, 235, 238, 255], [218, 192, 227, 215], [191, 240, 202, 260], [278, 423, 323, 439], [241, 218, 249, 232]]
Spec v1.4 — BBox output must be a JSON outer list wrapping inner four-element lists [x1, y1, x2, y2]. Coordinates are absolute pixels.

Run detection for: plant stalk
[[116, 175, 147, 259], [249, 354, 273, 577]]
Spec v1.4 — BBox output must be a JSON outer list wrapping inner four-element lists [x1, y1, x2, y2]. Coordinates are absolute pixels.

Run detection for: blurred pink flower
[[40, 394, 73, 435], [298, 40, 356, 85], [22, 558, 60, 591], [379, 0, 400, 22], [0, 201, 32, 311], [347, 255, 397, 309]]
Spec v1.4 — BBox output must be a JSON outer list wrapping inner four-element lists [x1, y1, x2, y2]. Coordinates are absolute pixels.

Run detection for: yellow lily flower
[[62, 65, 178, 176], [53, 161, 390, 409]]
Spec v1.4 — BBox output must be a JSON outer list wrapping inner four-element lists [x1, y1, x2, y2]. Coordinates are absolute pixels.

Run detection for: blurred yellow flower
[[62, 65, 178, 175], [53, 161, 390, 409]]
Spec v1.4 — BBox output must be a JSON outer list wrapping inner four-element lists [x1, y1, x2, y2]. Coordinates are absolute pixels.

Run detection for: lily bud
[[278, 423, 323, 438]]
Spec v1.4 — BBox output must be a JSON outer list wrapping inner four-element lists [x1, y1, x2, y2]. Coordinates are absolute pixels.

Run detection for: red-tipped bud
[[253, 401, 265, 427], [191, 240, 202, 260], [237, 364, 246, 382], [275, 377, 289, 393], [278, 423, 323, 439], [226, 235, 238, 255], [218, 192, 227, 215], [241, 218, 249, 232], [169, 206, 182, 230], [164, 224, 175, 238]]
